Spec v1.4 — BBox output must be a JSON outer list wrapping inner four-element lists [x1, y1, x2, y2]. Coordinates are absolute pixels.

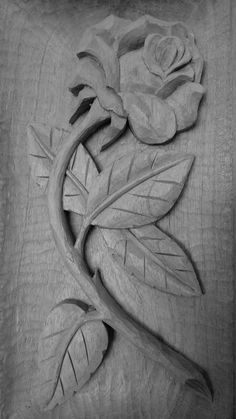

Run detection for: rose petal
[[155, 37, 183, 71], [69, 87, 96, 124], [121, 92, 176, 144], [171, 22, 189, 42], [100, 112, 127, 151], [116, 15, 169, 57], [143, 35, 187, 78], [166, 82, 205, 131], [186, 34, 204, 83], [69, 57, 106, 95], [97, 87, 126, 117], [77, 34, 120, 90], [143, 34, 171, 77], [94, 14, 131, 38], [120, 48, 162, 95], [121, 82, 159, 95], [156, 64, 194, 99], [171, 23, 204, 83], [76, 15, 130, 91], [165, 46, 191, 77], [69, 58, 126, 118]]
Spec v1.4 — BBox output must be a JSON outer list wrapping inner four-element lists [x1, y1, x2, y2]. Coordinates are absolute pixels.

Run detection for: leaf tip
[[186, 153, 195, 165], [27, 123, 35, 140], [26, 123, 46, 148], [185, 378, 213, 401], [184, 153, 195, 175], [186, 285, 203, 298]]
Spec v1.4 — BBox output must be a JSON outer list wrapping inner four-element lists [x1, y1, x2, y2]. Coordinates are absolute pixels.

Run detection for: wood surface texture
[[0, 0, 235, 418]]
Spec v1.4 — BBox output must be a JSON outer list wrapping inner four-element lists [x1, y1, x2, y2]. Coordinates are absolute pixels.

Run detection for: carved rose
[[70, 15, 205, 144], [27, 16, 210, 411], [143, 34, 195, 88]]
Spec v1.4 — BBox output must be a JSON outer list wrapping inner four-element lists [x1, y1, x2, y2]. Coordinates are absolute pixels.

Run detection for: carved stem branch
[[76, 218, 210, 398], [48, 101, 110, 310], [47, 101, 211, 400]]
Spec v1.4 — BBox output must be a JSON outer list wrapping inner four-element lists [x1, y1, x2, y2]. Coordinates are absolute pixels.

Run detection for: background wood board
[[0, 0, 234, 418]]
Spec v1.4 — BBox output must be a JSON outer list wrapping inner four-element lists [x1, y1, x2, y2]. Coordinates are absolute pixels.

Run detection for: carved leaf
[[63, 143, 99, 215], [86, 148, 194, 229], [37, 300, 108, 410], [27, 124, 98, 215], [121, 92, 176, 144], [27, 124, 69, 191], [103, 225, 201, 296]]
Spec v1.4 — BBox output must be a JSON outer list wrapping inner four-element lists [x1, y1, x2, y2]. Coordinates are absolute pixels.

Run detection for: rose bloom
[[70, 15, 205, 145]]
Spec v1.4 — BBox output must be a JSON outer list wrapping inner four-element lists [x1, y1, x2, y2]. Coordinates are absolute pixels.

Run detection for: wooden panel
[[0, 0, 234, 418]]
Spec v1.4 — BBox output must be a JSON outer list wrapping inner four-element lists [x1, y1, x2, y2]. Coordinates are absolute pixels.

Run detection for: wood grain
[[0, 0, 234, 418]]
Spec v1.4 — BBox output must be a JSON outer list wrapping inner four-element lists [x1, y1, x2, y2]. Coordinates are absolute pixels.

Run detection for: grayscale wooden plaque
[[0, 1, 235, 419]]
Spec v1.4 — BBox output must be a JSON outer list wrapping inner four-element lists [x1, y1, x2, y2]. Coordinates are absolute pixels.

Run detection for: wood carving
[[27, 14, 211, 412]]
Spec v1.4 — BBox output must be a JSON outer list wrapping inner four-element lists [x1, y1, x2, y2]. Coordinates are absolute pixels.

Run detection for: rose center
[[155, 36, 184, 71]]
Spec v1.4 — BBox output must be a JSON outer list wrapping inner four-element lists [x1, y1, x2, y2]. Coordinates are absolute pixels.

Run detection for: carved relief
[[27, 14, 210, 412], [69, 15, 204, 147]]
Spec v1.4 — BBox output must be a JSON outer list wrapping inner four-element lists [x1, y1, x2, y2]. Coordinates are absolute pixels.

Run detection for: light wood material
[[28, 117, 209, 412], [0, 1, 235, 418], [27, 11, 209, 413], [33, 95, 208, 408]]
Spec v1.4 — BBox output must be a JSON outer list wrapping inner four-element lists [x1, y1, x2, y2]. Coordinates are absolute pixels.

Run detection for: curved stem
[[48, 100, 211, 400], [47, 100, 110, 309], [76, 220, 211, 398]]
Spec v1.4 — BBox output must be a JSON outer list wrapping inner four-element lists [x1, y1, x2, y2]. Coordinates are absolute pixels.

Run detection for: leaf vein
[[81, 329, 89, 365], [151, 150, 159, 169], [89, 156, 190, 223], [29, 153, 47, 159], [43, 326, 71, 340], [60, 378, 65, 396], [68, 350, 78, 385], [152, 179, 180, 186], [126, 154, 136, 182], [111, 207, 152, 218], [84, 156, 90, 187], [130, 192, 169, 202], [107, 161, 115, 196]]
